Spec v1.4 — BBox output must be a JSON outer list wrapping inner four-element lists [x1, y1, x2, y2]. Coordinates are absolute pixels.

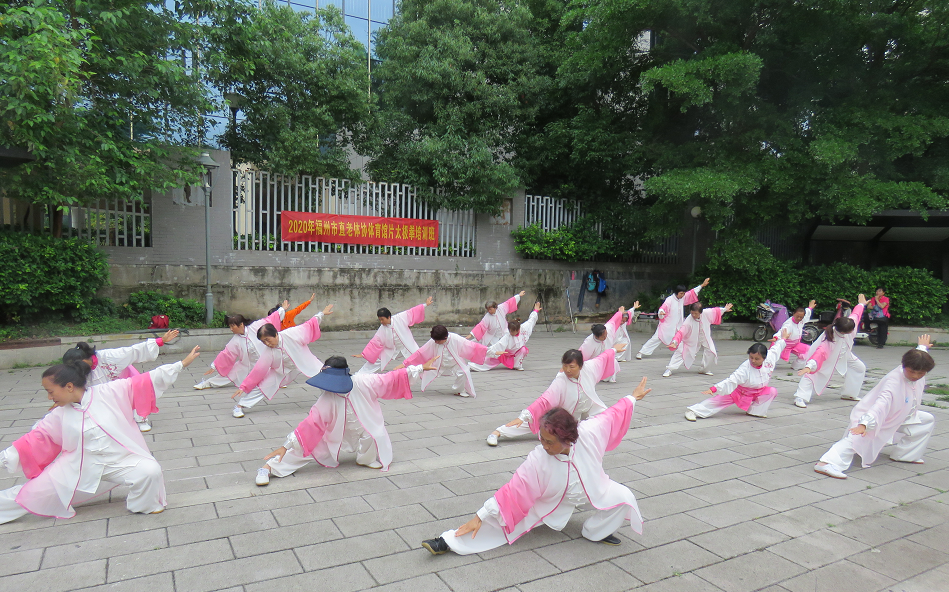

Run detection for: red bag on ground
[[149, 315, 169, 329]]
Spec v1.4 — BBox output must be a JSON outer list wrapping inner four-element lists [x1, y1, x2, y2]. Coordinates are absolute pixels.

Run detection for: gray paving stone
[[753, 484, 831, 512], [173, 549, 303, 592], [848, 539, 948, 582], [0, 547, 43, 576], [755, 506, 847, 538], [437, 549, 561, 592], [689, 521, 790, 559], [41, 528, 167, 569], [295, 530, 409, 571], [612, 540, 722, 584], [631, 573, 726, 592], [0, 518, 106, 552], [107, 539, 234, 582], [886, 563, 949, 592], [229, 517, 342, 557], [812, 491, 898, 520], [780, 560, 897, 592], [693, 550, 807, 592], [767, 528, 869, 569], [0, 559, 106, 592], [361, 573, 453, 592], [687, 499, 777, 528], [331, 503, 435, 537], [830, 513, 926, 547], [165, 509, 277, 546], [243, 563, 376, 592], [106, 503, 217, 536], [362, 547, 481, 585], [520, 561, 643, 592]]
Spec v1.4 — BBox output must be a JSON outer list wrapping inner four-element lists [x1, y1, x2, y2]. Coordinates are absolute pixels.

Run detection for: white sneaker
[[662, 370, 672, 377], [514, 365, 525, 371], [684, 410, 697, 422], [486, 433, 499, 446], [357, 460, 383, 469], [814, 463, 847, 479], [453, 392, 470, 397], [840, 395, 861, 401], [700, 371, 714, 376], [635, 353, 643, 360], [794, 398, 807, 408], [137, 419, 152, 433], [232, 405, 245, 418], [193, 381, 213, 390], [256, 467, 270, 486], [606, 376, 617, 383], [746, 411, 767, 418]]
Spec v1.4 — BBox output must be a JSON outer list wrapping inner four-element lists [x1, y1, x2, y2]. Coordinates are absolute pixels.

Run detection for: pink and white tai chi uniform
[[615, 311, 636, 362], [357, 303, 427, 374], [793, 305, 866, 404], [195, 308, 284, 390], [265, 366, 423, 475], [471, 310, 539, 372], [83, 337, 172, 426], [688, 339, 786, 419], [0, 363, 186, 524], [493, 350, 616, 441], [666, 307, 724, 373], [579, 308, 625, 382], [638, 284, 702, 356], [404, 334, 488, 397], [774, 307, 813, 369], [819, 345, 934, 473], [238, 312, 326, 407], [441, 397, 643, 554], [470, 294, 521, 346]]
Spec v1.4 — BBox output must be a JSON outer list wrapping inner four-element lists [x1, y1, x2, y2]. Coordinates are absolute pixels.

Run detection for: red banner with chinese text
[[281, 211, 439, 247]]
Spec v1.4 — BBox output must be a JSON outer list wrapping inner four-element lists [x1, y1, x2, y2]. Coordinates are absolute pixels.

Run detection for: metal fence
[[0, 196, 151, 247], [232, 170, 477, 256]]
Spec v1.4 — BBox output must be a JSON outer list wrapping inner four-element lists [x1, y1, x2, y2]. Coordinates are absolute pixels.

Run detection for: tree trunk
[[49, 205, 64, 238]]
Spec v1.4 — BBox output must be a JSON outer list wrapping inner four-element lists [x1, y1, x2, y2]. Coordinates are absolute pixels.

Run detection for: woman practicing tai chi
[[230, 304, 334, 417], [422, 378, 650, 556], [62, 329, 180, 432], [255, 355, 438, 484], [0, 346, 201, 524], [684, 330, 788, 422], [662, 302, 733, 377], [193, 306, 285, 391], [468, 291, 526, 346], [471, 302, 542, 372], [614, 305, 639, 362], [814, 335, 936, 479], [486, 347, 621, 446], [636, 278, 710, 359], [353, 296, 432, 374], [579, 306, 628, 383], [269, 294, 314, 330], [400, 325, 488, 397], [791, 295, 867, 408], [773, 300, 817, 370]]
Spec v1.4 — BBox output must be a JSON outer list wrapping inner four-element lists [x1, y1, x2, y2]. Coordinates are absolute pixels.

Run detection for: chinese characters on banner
[[281, 211, 439, 248]]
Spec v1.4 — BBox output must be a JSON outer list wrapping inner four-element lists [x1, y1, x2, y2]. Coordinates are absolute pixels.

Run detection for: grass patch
[[0, 318, 143, 343], [921, 401, 948, 409], [11, 359, 61, 369]]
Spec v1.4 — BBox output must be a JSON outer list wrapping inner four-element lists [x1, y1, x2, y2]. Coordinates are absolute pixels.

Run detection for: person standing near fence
[[662, 302, 732, 378], [353, 297, 432, 374], [468, 291, 525, 346], [636, 278, 710, 359]]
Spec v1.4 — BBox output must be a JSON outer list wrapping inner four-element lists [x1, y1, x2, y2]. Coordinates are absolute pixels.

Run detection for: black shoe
[[598, 534, 622, 546], [421, 537, 450, 555], [876, 345, 885, 349]]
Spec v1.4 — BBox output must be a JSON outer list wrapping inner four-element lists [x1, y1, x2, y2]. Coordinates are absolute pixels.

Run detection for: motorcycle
[[755, 301, 822, 344], [816, 298, 870, 343]]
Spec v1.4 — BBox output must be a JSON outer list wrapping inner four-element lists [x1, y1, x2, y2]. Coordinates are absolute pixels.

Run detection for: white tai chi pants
[[194, 375, 233, 389], [0, 455, 165, 524], [267, 406, 378, 476], [819, 411, 935, 472], [688, 388, 778, 419], [237, 387, 267, 409], [357, 347, 413, 374], [666, 346, 715, 373], [638, 332, 666, 356], [441, 502, 628, 555], [794, 357, 866, 403]]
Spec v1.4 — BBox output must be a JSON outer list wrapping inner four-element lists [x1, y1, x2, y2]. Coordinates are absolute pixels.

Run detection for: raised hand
[[780, 328, 790, 340], [161, 329, 180, 343], [918, 334, 932, 348], [702, 278, 711, 287], [322, 303, 334, 315], [723, 303, 734, 313], [181, 346, 201, 368], [282, 299, 290, 310], [631, 301, 640, 310], [618, 306, 626, 314], [425, 296, 434, 306], [857, 294, 868, 306], [533, 302, 542, 312], [309, 293, 316, 302], [454, 515, 483, 539], [518, 290, 526, 297], [808, 300, 817, 309], [631, 376, 651, 401]]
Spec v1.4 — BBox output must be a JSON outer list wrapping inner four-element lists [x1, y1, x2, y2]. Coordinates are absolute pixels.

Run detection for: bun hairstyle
[[324, 355, 350, 370], [257, 323, 279, 340], [561, 349, 584, 367], [747, 343, 768, 357], [267, 305, 281, 316], [591, 323, 607, 338], [430, 325, 449, 341], [62, 342, 96, 365], [824, 316, 855, 343], [508, 318, 522, 333], [42, 360, 92, 388]]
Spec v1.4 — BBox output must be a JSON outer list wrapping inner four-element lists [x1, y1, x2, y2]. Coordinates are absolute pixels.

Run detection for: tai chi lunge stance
[[471, 302, 541, 372], [0, 347, 201, 524], [468, 291, 526, 346], [255, 356, 437, 484], [353, 296, 432, 374], [62, 329, 180, 432], [792, 295, 867, 408], [230, 304, 334, 417], [684, 331, 788, 422], [614, 303, 640, 362], [636, 278, 710, 359], [773, 300, 816, 370], [579, 306, 628, 382], [193, 307, 285, 390], [422, 378, 650, 555], [400, 325, 488, 397], [662, 302, 733, 377], [814, 335, 936, 479], [486, 347, 620, 446], [269, 294, 314, 330]]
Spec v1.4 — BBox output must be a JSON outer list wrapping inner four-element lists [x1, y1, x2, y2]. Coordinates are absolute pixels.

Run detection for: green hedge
[[122, 290, 227, 328], [695, 237, 949, 325], [0, 231, 110, 322], [512, 219, 618, 262]]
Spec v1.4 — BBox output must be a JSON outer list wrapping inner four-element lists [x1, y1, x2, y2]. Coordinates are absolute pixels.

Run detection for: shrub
[[512, 219, 617, 262], [122, 290, 226, 328], [0, 231, 110, 322]]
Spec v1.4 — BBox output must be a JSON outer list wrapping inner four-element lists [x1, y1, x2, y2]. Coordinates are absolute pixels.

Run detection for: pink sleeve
[[626, 312, 634, 326], [404, 341, 434, 367], [849, 304, 865, 324], [589, 397, 635, 452], [682, 289, 700, 306], [462, 339, 488, 365], [809, 343, 830, 371], [240, 351, 274, 393], [671, 327, 686, 349], [297, 314, 322, 343], [294, 407, 329, 458], [471, 319, 487, 341], [706, 307, 724, 325], [12, 424, 62, 479], [499, 296, 519, 315], [129, 370, 159, 418], [118, 365, 141, 379], [657, 300, 672, 324], [494, 453, 545, 535], [586, 350, 616, 382], [374, 368, 413, 401], [213, 345, 239, 377], [606, 310, 624, 332], [525, 392, 556, 434], [361, 335, 386, 364], [400, 303, 426, 326]]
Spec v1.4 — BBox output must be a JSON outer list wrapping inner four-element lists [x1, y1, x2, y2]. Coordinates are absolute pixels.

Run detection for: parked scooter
[[753, 301, 789, 342], [815, 299, 869, 342]]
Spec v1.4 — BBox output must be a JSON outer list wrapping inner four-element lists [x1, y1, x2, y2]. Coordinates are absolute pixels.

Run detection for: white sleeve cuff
[[806, 360, 817, 371], [858, 414, 877, 430], [518, 409, 533, 423], [0, 446, 20, 475], [917, 345, 929, 351], [479, 496, 504, 525], [282, 432, 299, 451], [407, 365, 424, 379]]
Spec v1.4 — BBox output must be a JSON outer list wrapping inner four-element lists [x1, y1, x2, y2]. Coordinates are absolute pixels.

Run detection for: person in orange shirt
[[269, 294, 315, 330]]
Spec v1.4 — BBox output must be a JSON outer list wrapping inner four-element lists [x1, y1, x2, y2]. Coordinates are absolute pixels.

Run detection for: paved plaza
[[1, 330, 948, 592]]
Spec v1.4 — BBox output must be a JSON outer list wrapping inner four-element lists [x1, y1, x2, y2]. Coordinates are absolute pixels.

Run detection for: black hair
[[675, 284, 688, 294], [377, 307, 392, 319], [62, 342, 96, 365], [268, 305, 281, 316], [689, 302, 703, 312], [902, 348, 935, 372], [431, 325, 449, 341], [225, 314, 248, 327], [508, 319, 522, 333], [485, 300, 498, 311], [747, 343, 768, 357], [561, 349, 584, 367], [323, 355, 349, 369], [876, 286, 886, 293], [591, 324, 607, 339], [794, 306, 807, 314], [257, 323, 278, 340], [824, 317, 855, 342], [42, 360, 92, 388]]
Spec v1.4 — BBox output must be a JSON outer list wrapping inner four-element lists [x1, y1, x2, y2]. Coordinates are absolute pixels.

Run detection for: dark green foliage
[[122, 291, 226, 328], [512, 219, 617, 262], [0, 231, 109, 322], [696, 236, 948, 324]]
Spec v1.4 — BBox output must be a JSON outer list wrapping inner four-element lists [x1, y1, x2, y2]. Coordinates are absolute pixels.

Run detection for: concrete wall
[[98, 151, 693, 328]]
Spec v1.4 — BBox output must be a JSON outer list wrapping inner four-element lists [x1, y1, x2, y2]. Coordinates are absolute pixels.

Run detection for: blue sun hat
[[305, 365, 353, 394]]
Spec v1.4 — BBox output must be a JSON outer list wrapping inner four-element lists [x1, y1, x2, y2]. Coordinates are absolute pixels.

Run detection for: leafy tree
[[204, 1, 370, 179], [554, 0, 949, 238], [0, 0, 211, 226], [363, 0, 552, 213]]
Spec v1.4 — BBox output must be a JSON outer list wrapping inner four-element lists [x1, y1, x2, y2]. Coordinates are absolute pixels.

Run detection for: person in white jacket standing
[[636, 278, 709, 359]]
